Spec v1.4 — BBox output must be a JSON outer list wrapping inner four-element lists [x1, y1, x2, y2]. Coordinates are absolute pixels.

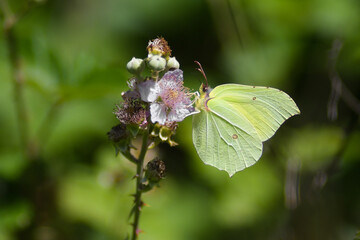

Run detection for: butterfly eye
[[202, 85, 208, 93]]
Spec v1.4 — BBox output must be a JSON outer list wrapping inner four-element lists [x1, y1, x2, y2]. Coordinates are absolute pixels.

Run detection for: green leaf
[[127, 124, 139, 138]]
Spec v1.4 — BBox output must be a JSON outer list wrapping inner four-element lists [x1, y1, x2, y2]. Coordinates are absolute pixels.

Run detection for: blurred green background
[[1, 0, 360, 239]]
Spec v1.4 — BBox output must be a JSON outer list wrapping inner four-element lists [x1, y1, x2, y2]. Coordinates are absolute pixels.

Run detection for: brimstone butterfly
[[192, 62, 300, 176]]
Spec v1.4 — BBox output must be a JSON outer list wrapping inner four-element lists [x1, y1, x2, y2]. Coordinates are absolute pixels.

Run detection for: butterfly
[[192, 61, 300, 176]]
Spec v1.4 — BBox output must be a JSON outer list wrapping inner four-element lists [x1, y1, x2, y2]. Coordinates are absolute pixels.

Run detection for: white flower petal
[[167, 108, 187, 122], [150, 103, 167, 125], [127, 78, 138, 90], [138, 80, 159, 102], [167, 105, 199, 123], [162, 69, 183, 82], [121, 90, 140, 100]]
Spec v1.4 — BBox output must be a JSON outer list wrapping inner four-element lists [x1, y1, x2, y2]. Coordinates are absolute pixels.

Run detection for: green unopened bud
[[126, 57, 145, 75], [167, 57, 180, 69], [147, 55, 166, 72]]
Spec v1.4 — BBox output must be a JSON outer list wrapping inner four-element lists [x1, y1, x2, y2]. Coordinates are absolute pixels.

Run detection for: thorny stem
[[1, 0, 29, 158], [131, 129, 149, 240]]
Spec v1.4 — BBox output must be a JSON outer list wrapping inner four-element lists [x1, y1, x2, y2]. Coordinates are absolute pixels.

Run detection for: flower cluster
[[112, 37, 197, 147], [108, 37, 199, 239]]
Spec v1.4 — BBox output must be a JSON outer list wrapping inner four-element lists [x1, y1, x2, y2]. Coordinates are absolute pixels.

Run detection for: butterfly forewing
[[210, 84, 300, 142]]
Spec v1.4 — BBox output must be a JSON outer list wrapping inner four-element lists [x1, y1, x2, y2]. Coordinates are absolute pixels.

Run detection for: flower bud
[[126, 57, 145, 75], [147, 55, 166, 72], [166, 57, 180, 69]]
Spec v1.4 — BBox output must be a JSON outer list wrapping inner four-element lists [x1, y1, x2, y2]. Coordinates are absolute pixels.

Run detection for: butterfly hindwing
[[192, 106, 262, 177]]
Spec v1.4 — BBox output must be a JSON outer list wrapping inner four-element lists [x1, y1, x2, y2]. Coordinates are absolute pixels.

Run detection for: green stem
[[123, 151, 138, 164], [151, 71, 159, 81], [131, 129, 149, 240]]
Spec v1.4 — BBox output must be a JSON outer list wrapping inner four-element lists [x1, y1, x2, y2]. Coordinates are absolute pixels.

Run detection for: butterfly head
[[195, 61, 212, 93], [199, 83, 211, 96], [201, 83, 208, 94]]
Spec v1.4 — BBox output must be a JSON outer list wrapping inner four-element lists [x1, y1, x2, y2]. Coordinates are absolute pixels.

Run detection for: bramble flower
[[138, 69, 196, 125]]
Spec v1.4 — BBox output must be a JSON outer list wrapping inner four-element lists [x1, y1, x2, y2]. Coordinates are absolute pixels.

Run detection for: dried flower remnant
[[114, 99, 147, 126], [107, 124, 128, 142], [147, 37, 172, 58], [107, 123, 132, 155], [145, 158, 166, 183]]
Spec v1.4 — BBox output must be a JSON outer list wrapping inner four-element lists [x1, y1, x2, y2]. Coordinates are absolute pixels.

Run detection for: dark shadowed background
[[1, 0, 360, 239]]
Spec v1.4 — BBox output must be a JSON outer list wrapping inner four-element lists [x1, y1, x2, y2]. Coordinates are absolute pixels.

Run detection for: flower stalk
[[131, 129, 149, 240]]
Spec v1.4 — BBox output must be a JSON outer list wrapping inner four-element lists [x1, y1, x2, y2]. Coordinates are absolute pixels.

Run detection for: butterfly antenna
[[194, 61, 208, 88]]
